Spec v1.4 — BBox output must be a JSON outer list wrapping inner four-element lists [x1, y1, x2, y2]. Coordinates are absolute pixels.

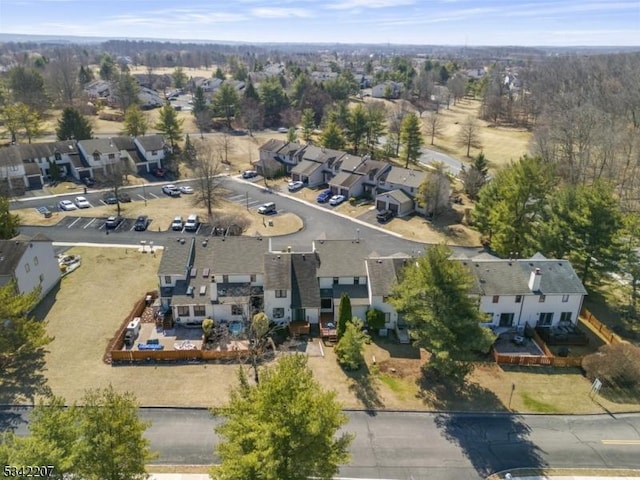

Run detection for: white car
[[74, 196, 91, 208], [288, 180, 304, 192], [329, 194, 346, 206], [162, 184, 181, 197], [179, 185, 194, 194], [58, 200, 78, 211], [171, 216, 183, 231]]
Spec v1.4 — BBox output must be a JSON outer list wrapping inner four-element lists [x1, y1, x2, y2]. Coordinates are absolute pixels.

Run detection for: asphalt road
[[419, 146, 464, 176], [12, 175, 484, 257], [2, 408, 639, 479]]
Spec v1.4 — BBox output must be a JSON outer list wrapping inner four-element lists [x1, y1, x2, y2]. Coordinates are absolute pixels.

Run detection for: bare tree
[[213, 132, 235, 165], [103, 157, 135, 217], [46, 48, 81, 107], [423, 111, 444, 146], [193, 140, 225, 221], [456, 116, 483, 157], [417, 161, 451, 219]]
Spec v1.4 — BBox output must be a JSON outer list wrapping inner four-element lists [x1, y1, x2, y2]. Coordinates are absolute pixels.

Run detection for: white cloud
[[250, 7, 313, 18], [325, 0, 415, 10]]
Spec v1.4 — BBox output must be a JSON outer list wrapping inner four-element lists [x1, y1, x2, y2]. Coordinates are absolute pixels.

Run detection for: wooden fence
[[491, 349, 583, 367], [580, 308, 623, 345], [111, 348, 251, 363]]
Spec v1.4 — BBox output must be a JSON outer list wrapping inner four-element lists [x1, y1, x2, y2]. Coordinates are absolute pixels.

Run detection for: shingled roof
[[314, 239, 370, 278]]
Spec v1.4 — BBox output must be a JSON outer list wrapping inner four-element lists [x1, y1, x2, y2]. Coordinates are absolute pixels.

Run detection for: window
[[275, 289, 287, 298], [54, 152, 61, 161], [515, 295, 522, 303], [333, 277, 339, 285], [231, 305, 243, 316], [321, 298, 332, 309], [492, 295, 499, 303], [193, 305, 205, 316], [39, 273, 44, 283], [177, 306, 189, 317], [250, 274, 256, 283], [539, 295, 546, 303], [223, 275, 229, 283], [560, 312, 572, 323], [108, 153, 115, 159], [272, 307, 284, 319], [25, 263, 30, 273], [34, 256, 39, 266], [164, 275, 172, 284], [354, 277, 360, 285], [562, 295, 569, 303], [93, 152, 100, 162], [538, 312, 554, 326]]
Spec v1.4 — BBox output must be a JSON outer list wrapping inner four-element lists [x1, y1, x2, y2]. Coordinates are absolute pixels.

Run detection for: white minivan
[[257, 202, 276, 214], [184, 214, 200, 231]]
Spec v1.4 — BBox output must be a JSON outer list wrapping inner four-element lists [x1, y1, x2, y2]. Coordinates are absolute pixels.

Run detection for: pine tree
[[336, 293, 352, 341], [56, 107, 92, 141], [399, 112, 423, 168], [123, 105, 148, 137], [319, 118, 346, 151], [300, 108, 315, 143], [155, 103, 183, 149], [335, 318, 369, 370]]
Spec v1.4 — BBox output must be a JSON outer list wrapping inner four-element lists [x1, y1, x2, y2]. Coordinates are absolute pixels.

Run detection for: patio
[[492, 330, 545, 356]]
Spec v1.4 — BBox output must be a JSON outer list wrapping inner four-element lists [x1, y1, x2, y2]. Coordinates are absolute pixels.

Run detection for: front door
[[292, 308, 306, 322]]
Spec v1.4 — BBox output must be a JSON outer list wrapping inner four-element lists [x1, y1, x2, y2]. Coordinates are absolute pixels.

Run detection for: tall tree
[[399, 112, 423, 168], [346, 103, 368, 155], [538, 181, 624, 286], [423, 111, 444, 146], [213, 83, 240, 129], [319, 118, 346, 151], [115, 71, 139, 112], [300, 108, 315, 143], [239, 97, 264, 135], [336, 293, 352, 341], [259, 77, 289, 127], [98, 54, 116, 81], [56, 107, 93, 141], [46, 48, 81, 107], [171, 67, 188, 89], [123, 105, 148, 137], [456, 115, 483, 157], [191, 86, 210, 137], [155, 103, 183, 149], [417, 161, 451, 219], [0, 281, 52, 404], [364, 102, 387, 157], [460, 151, 490, 200], [1, 103, 41, 144], [472, 155, 556, 257], [8, 66, 49, 112], [0, 196, 20, 238], [390, 244, 495, 382], [193, 140, 224, 220], [212, 354, 352, 480], [76, 385, 154, 480], [620, 214, 640, 313]]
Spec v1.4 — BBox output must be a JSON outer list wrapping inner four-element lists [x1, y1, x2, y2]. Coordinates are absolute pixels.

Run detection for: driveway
[[419, 146, 464, 175]]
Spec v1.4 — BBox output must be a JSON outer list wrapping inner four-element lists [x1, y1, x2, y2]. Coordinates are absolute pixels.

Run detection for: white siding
[[15, 241, 60, 300]]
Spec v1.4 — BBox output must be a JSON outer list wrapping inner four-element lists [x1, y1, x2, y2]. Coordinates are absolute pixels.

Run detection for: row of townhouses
[[258, 139, 430, 217], [0, 135, 167, 192], [158, 236, 587, 339]]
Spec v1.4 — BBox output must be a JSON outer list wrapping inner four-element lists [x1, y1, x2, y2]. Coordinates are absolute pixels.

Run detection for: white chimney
[[528, 268, 542, 292]]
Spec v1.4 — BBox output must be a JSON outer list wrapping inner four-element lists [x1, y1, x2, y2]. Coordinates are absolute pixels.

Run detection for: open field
[[37, 247, 640, 413]]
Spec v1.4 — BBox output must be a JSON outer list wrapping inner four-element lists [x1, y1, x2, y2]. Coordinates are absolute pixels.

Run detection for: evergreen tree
[[399, 112, 423, 168], [56, 107, 93, 141], [192, 86, 210, 137], [123, 105, 148, 137], [460, 151, 490, 200], [390, 244, 495, 382], [300, 108, 315, 142], [0, 196, 20, 239], [346, 103, 368, 155], [259, 78, 289, 127], [213, 83, 240, 129], [243, 80, 260, 102], [8, 66, 49, 112], [336, 293, 352, 341], [115, 71, 139, 111], [212, 355, 352, 480], [78, 65, 94, 85], [417, 161, 451, 219], [98, 54, 116, 81], [214, 67, 225, 80], [335, 318, 369, 370], [155, 103, 183, 149], [319, 118, 346, 151], [171, 67, 188, 89]]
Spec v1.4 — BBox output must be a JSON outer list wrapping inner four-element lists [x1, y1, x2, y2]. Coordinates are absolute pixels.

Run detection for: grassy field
[[37, 250, 640, 413]]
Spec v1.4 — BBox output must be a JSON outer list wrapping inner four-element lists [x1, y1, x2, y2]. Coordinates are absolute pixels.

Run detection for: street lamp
[[142, 182, 147, 206]]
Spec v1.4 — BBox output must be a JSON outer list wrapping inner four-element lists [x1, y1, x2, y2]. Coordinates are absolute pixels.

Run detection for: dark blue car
[[316, 189, 333, 203]]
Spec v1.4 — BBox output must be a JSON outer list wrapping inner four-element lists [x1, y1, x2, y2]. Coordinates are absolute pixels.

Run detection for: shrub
[[335, 318, 369, 370], [582, 342, 640, 389], [366, 308, 385, 331]]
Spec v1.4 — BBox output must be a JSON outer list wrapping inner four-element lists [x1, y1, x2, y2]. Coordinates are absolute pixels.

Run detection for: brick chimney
[[528, 268, 542, 292]]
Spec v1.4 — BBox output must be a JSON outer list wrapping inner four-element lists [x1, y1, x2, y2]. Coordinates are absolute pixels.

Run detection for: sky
[[0, 0, 639, 46]]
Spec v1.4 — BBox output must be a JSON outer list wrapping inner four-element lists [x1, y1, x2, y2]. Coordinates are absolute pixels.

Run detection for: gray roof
[[0, 140, 78, 166], [299, 145, 345, 164], [377, 189, 413, 205], [291, 253, 320, 308], [291, 159, 324, 176], [264, 253, 290, 290], [329, 171, 362, 189], [136, 134, 165, 152], [158, 238, 195, 275], [332, 284, 370, 305], [366, 256, 410, 297], [111, 136, 136, 151], [78, 138, 120, 155], [208, 237, 269, 274], [314, 239, 370, 277], [379, 166, 426, 189], [0, 239, 29, 276], [259, 138, 287, 154], [460, 257, 587, 296]]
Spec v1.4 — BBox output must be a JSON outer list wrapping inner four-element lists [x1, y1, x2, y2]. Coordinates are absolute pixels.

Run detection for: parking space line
[[67, 217, 82, 229], [83, 218, 97, 229], [148, 193, 160, 199]]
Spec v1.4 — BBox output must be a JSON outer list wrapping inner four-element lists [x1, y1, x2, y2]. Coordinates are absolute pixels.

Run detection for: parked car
[[117, 192, 131, 203], [288, 180, 304, 192], [316, 189, 333, 203], [257, 202, 276, 214], [171, 216, 183, 231], [277, 127, 288, 133], [376, 209, 394, 223], [329, 194, 346, 206], [58, 199, 77, 211], [179, 185, 194, 194], [162, 184, 181, 197], [242, 170, 258, 179], [82, 177, 95, 187], [102, 192, 118, 204], [134, 215, 149, 231], [184, 214, 200, 232], [105, 215, 123, 229], [74, 196, 91, 208]]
